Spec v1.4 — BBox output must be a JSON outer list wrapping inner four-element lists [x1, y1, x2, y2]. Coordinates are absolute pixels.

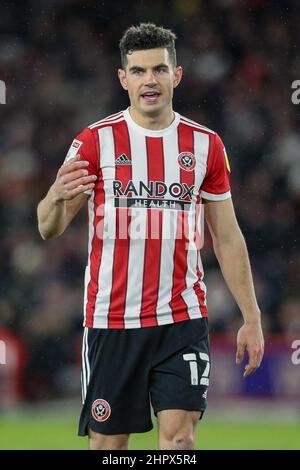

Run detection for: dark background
[[0, 0, 299, 402]]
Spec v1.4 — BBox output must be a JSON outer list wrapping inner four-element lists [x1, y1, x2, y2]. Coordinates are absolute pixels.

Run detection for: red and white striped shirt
[[65, 108, 231, 329]]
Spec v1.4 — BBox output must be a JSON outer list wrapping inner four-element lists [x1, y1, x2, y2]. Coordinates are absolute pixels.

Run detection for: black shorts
[[78, 318, 210, 436]]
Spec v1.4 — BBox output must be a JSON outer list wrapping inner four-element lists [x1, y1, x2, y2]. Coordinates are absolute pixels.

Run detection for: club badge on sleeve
[[64, 139, 83, 163], [223, 147, 231, 172]]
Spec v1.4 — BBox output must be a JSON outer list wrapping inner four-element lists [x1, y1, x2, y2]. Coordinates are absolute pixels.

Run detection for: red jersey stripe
[[86, 135, 104, 327], [169, 123, 194, 322], [107, 121, 132, 328]]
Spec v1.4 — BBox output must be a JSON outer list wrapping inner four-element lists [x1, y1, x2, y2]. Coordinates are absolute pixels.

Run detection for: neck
[[128, 106, 175, 130]]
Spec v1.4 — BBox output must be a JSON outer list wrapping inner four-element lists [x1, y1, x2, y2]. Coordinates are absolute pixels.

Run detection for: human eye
[[156, 66, 168, 74], [131, 69, 144, 76]]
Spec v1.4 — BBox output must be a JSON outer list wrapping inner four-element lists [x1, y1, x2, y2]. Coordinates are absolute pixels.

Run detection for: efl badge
[[64, 139, 83, 163], [91, 399, 111, 422], [178, 152, 196, 172], [223, 147, 231, 172]]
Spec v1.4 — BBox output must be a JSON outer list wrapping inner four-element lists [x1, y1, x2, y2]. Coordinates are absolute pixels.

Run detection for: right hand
[[51, 154, 97, 202]]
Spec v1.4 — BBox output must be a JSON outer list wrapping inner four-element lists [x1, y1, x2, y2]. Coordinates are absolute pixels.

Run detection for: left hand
[[236, 322, 264, 378]]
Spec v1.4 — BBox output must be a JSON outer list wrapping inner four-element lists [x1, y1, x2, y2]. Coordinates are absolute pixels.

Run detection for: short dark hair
[[119, 23, 177, 69]]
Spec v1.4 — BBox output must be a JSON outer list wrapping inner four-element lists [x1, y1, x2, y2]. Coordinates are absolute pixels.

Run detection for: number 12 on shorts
[[183, 352, 210, 386]]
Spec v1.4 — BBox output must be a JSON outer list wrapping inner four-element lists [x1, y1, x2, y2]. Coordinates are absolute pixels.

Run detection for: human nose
[[144, 71, 158, 85]]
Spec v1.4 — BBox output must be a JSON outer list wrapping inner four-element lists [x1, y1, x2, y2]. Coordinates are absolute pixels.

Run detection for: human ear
[[118, 69, 128, 90], [173, 66, 183, 88]]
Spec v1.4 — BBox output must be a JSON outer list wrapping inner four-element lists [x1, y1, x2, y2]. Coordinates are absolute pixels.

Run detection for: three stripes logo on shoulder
[[91, 399, 111, 422]]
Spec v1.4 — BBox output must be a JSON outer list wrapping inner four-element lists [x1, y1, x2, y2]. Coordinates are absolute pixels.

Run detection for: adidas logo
[[115, 153, 131, 165]]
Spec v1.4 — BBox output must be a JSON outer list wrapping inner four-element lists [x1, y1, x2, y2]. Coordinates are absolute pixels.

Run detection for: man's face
[[118, 48, 182, 117]]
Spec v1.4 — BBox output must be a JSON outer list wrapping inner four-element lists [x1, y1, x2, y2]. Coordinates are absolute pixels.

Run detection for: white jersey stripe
[[88, 111, 124, 129], [181, 130, 208, 318], [194, 131, 210, 191], [198, 202, 205, 250], [81, 327, 90, 403], [194, 131, 211, 306], [197, 250, 207, 306], [179, 119, 215, 135], [180, 117, 216, 135], [201, 189, 231, 200], [123, 129, 148, 328], [181, 208, 202, 319], [89, 117, 123, 130], [156, 131, 180, 325], [194, 131, 210, 251], [81, 328, 86, 403], [83, 192, 95, 319], [85, 328, 90, 401], [102, 111, 124, 120], [89, 116, 124, 130]]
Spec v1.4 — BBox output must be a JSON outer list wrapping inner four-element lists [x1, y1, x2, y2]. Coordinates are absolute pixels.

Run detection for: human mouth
[[140, 91, 161, 103]]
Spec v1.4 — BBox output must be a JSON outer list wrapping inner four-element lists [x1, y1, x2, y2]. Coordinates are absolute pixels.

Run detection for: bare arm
[[204, 197, 264, 377], [37, 154, 96, 240]]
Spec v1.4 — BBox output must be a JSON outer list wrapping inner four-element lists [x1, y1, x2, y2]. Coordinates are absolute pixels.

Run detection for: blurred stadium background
[[0, 0, 300, 450]]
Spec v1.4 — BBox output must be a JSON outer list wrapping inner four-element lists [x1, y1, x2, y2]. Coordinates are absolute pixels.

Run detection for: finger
[[258, 341, 264, 361], [236, 343, 246, 364], [253, 347, 264, 371], [60, 154, 81, 169], [67, 182, 95, 198], [64, 175, 97, 190], [243, 347, 262, 377], [66, 154, 80, 164], [243, 364, 257, 378], [257, 348, 264, 366], [60, 169, 90, 184], [249, 345, 263, 368], [60, 160, 89, 174], [58, 159, 89, 176]]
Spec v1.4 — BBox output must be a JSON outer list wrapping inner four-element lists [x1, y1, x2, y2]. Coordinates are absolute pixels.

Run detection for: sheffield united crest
[[91, 399, 111, 422], [178, 152, 196, 171]]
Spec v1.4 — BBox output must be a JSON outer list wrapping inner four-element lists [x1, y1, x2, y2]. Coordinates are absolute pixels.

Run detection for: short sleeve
[[64, 127, 99, 195], [201, 133, 231, 201]]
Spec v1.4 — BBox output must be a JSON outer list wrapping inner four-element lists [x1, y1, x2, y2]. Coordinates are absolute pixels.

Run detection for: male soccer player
[[37, 23, 264, 450]]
